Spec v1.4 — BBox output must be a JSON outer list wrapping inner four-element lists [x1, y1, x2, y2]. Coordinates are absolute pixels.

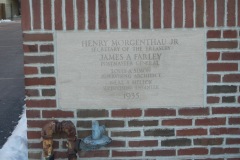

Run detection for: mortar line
[[224, 0, 227, 27], [150, 0, 153, 29], [172, 0, 174, 29], [96, 0, 99, 30], [106, 0, 110, 29], [117, 0, 121, 30], [128, 0, 131, 29], [85, 0, 88, 30], [139, 0, 142, 29], [41, 0, 44, 30], [161, 0, 164, 29], [29, 0, 33, 30], [73, 0, 78, 31], [62, 0, 66, 31]]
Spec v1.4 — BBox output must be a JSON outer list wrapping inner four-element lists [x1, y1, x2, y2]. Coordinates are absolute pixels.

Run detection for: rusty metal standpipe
[[41, 121, 78, 160]]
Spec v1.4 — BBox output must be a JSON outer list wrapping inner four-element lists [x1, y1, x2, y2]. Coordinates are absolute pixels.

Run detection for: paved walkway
[[0, 21, 25, 148]]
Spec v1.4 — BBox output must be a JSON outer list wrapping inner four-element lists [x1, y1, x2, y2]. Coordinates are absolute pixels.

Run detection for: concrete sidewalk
[[0, 21, 25, 148]]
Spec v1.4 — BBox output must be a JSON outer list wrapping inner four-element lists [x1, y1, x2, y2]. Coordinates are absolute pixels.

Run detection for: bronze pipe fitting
[[41, 121, 77, 160]]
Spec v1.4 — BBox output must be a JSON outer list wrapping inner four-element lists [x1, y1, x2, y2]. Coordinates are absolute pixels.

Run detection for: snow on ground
[[0, 19, 13, 23], [0, 107, 28, 160]]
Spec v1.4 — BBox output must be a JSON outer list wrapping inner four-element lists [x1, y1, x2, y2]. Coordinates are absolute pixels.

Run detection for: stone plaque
[[56, 30, 205, 109]]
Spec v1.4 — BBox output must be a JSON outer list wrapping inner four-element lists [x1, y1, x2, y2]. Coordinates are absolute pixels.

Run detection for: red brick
[[121, 0, 128, 29], [32, 0, 41, 29], [24, 55, 54, 64], [211, 147, 240, 155], [207, 41, 238, 49], [109, 0, 117, 29], [175, 0, 183, 28], [99, 0, 107, 29], [26, 99, 56, 108], [194, 138, 223, 146], [162, 118, 192, 126], [42, 89, 56, 96], [23, 33, 53, 42], [217, 0, 225, 26], [142, 0, 150, 29], [111, 131, 140, 137], [146, 149, 176, 156], [177, 128, 207, 136], [25, 89, 39, 97], [185, 0, 194, 28], [131, 0, 139, 29], [179, 107, 209, 116], [226, 138, 240, 144], [164, 0, 172, 28], [227, 0, 236, 26], [43, 0, 52, 30], [207, 31, 221, 38], [222, 52, 240, 60], [229, 117, 240, 125], [210, 128, 240, 135], [223, 30, 238, 38], [178, 148, 208, 155], [129, 140, 158, 147], [161, 138, 191, 146], [77, 0, 85, 30], [23, 44, 38, 53], [24, 67, 38, 75], [223, 74, 240, 82], [207, 63, 238, 72], [207, 74, 221, 82], [25, 77, 55, 86], [28, 152, 42, 159], [196, 0, 204, 27], [77, 109, 108, 118], [98, 120, 124, 128], [54, 151, 67, 159], [207, 52, 220, 60], [112, 150, 142, 157], [78, 150, 109, 158], [66, 0, 74, 30], [55, 0, 63, 30], [112, 109, 142, 117], [195, 118, 226, 126], [207, 85, 237, 94], [27, 131, 41, 139], [145, 108, 176, 117], [26, 110, 40, 118], [42, 110, 74, 118], [88, 0, 95, 29], [206, 0, 215, 27], [128, 120, 158, 127], [28, 142, 42, 149], [27, 120, 52, 128], [212, 107, 240, 114], [153, 0, 161, 28], [40, 44, 54, 52], [207, 96, 220, 104], [108, 140, 126, 148], [145, 129, 175, 137], [77, 130, 91, 138], [21, 0, 31, 30]]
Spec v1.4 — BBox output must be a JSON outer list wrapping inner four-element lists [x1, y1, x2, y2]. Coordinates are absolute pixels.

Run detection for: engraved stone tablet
[[56, 30, 205, 109]]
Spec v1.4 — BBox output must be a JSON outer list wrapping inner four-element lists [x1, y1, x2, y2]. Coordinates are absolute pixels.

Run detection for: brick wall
[[22, 0, 240, 159]]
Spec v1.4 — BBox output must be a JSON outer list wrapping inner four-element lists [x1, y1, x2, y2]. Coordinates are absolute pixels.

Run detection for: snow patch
[[0, 19, 13, 23], [0, 108, 28, 160]]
